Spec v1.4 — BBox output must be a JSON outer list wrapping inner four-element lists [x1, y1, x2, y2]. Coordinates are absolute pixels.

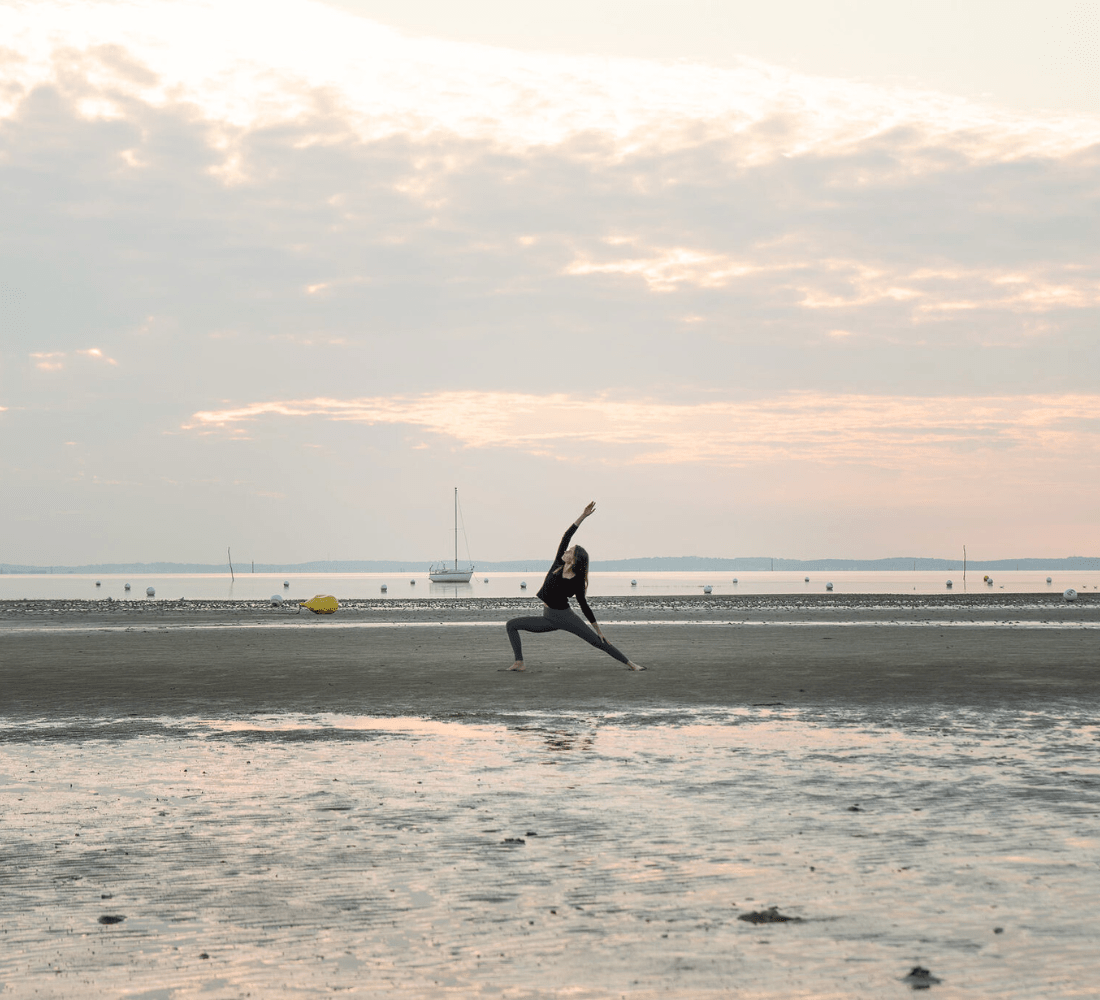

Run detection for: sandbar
[[2, 596, 1097, 718]]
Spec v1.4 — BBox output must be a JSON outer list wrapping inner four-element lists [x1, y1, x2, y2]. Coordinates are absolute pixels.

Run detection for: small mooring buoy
[[946, 580, 953, 588], [380, 583, 388, 592], [1064, 588, 1078, 602], [703, 585, 712, 594], [145, 587, 155, 597], [825, 582, 834, 591], [520, 581, 527, 589], [124, 583, 131, 591], [270, 594, 282, 605]]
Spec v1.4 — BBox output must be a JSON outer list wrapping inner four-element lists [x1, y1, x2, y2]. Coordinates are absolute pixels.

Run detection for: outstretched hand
[[577, 501, 596, 524]]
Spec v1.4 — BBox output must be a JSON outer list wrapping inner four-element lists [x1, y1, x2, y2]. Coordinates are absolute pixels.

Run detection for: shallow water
[[3, 569, 1099, 602], [2, 707, 1099, 998]]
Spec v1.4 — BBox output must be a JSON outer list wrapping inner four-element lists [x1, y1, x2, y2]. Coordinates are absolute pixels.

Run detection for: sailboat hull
[[429, 570, 473, 583]]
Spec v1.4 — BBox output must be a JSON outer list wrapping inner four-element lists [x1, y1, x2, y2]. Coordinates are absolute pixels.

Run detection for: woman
[[507, 501, 644, 671]]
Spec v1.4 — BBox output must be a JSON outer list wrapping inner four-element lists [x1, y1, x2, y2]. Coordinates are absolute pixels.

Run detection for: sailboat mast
[[454, 487, 458, 571]]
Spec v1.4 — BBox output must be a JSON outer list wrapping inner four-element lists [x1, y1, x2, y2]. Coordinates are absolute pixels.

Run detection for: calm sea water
[[2, 570, 1098, 602]]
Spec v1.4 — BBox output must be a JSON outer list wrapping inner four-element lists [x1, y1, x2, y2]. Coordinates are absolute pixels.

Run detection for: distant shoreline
[[3, 555, 1099, 574]]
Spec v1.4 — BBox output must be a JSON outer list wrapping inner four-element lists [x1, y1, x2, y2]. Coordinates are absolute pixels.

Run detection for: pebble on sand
[[737, 906, 802, 924], [97, 915, 125, 925], [901, 966, 942, 988]]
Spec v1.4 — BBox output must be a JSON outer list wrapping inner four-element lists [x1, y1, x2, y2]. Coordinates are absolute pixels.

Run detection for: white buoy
[[1046, 577, 1052, 584], [630, 579, 637, 586], [732, 577, 738, 584], [804, 577, 809, 582], [987, 577, 993, 586], [703, 585, 712, 594], [483, 578, 489, 583], [410, 579, 416, 585], [270, 594, 283, 605], [124, 583, 131, 591], [283, 580, 290, 588], [380, 583, 388, 592], [520, 581, 527, 589], [825, 582, 834, 591], [95, 580, 101, 587], [1064, 588, 1077, 602], [946, 580, 953, 588], [146, 587, 155, 597]]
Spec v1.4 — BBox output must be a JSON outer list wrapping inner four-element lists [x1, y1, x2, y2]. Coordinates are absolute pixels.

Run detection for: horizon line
[[4, 554, 1099, 575]]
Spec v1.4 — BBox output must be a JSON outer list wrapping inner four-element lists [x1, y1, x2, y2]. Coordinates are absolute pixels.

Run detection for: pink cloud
[[185, 391, 1100, 471], [30, 352, 65, 371]]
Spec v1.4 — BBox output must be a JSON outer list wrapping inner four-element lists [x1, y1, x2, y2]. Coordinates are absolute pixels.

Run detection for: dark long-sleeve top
[[536, 523, 597, 624]]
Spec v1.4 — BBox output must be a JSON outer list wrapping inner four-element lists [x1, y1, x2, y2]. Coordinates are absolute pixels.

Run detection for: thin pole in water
[[963, 545, 966, 583], [228, 546, 235, 582], [454, 487, 458, 571]]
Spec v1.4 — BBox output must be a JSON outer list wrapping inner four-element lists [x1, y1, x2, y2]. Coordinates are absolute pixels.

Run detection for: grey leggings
[[506, 606, 630, 665]]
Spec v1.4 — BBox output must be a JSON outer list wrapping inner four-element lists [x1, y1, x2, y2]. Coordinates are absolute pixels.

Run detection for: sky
[[1, 0, 1098, 566]]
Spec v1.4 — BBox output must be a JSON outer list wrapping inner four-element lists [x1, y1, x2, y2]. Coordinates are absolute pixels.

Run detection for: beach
[[2, 595, 1099, 998], [2, 595, 1098, 717]]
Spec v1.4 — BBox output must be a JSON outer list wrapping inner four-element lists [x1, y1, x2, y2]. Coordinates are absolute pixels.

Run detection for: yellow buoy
[[300, 594, 339, 615]]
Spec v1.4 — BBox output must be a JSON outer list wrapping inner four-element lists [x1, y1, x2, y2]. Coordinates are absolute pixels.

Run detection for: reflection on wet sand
[[2, 708, 1098, 998], [514, 723, 598, 755]]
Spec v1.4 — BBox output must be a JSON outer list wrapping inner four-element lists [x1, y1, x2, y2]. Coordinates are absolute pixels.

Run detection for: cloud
[[3, 0, 1100, 171], [2, 0, 1099, 562], [30, 351, 65, 371], [184, 391, 1100, 470], [27, 348, 118, 370], [76, 347, 118, 364], [565, 245, 767, 293]]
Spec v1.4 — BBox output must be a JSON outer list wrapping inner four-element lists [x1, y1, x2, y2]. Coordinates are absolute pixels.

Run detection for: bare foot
[[627, 661, 646, 671], [508, 660, 526, 672]]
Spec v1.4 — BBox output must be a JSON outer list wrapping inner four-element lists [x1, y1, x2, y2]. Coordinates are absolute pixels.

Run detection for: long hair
[[573, 545, 590, 592]]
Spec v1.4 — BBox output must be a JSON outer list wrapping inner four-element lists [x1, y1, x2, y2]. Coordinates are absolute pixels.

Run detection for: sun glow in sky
[[1, 0, 1098, 564]]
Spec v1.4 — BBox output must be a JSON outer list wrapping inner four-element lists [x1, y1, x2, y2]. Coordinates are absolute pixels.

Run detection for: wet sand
[[3, 597, 1099, 998], [2, 596, 1099, 718]]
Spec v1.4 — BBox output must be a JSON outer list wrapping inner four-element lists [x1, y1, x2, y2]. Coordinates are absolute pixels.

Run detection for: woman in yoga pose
[[506, 501, 644, 671]]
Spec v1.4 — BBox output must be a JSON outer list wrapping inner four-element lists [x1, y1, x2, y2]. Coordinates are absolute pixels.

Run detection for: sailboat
[[429, 487, 474, 583]]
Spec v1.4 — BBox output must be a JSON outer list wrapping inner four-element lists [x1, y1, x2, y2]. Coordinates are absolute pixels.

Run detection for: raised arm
[[554, 523, 578, 562], [554, 501, 597, 561]]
